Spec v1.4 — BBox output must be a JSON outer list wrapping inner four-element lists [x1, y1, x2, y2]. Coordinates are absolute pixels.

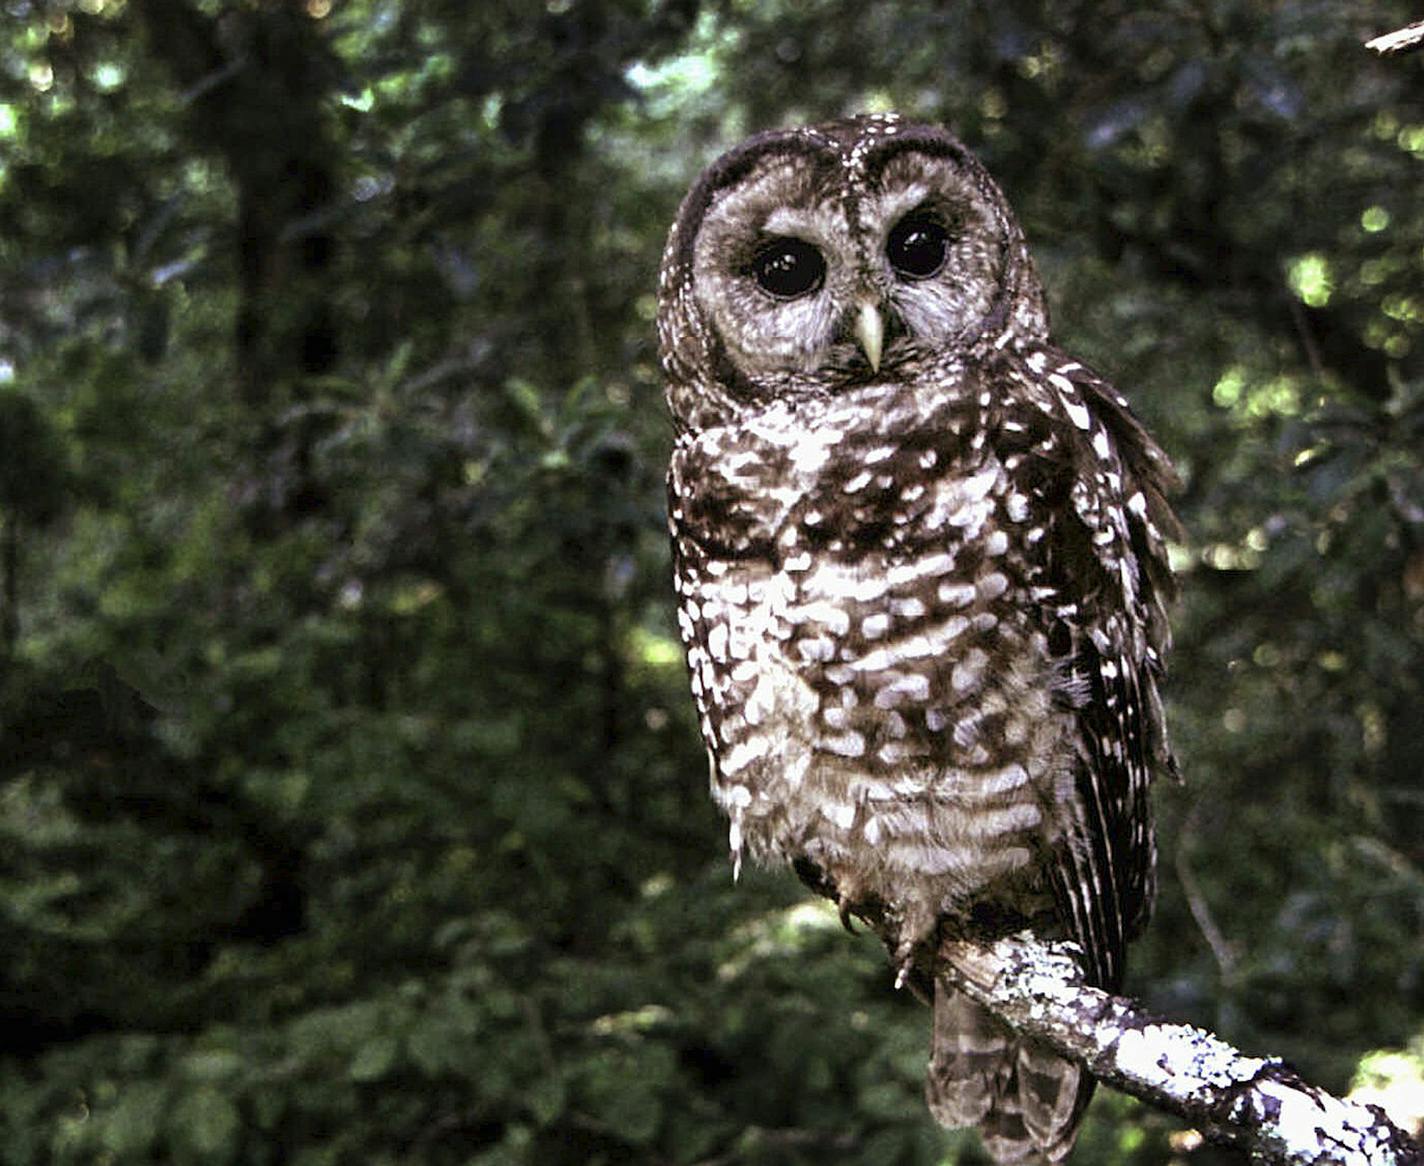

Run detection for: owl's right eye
[[750, 238, 825, 299], [887, 214, 950, 280]]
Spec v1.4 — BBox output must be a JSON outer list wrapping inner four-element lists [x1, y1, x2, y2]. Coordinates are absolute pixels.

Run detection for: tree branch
[[1365, 22, 1424, 56], [936, 933, 1423, 1165]]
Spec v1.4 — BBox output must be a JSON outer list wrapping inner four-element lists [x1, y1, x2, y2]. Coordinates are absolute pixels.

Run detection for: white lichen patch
[[1114, 1025, 1267, 1095], [1243, 1079, 1405, 1166]]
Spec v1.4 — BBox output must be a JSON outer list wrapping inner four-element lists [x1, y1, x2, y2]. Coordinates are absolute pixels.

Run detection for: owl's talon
[[892, 938, 918, 991], [838, 899, 856, 933]]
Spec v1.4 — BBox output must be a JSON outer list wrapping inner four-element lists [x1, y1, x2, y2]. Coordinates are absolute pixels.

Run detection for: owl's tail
[[925, 988, 1092, 1164]]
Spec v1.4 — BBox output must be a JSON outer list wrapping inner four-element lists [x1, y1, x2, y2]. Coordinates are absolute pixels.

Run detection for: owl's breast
[[670, 379, 1075, 915]]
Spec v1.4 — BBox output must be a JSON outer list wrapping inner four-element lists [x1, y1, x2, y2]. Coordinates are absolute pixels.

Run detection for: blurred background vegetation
[[0, 1, 1421, 1163]]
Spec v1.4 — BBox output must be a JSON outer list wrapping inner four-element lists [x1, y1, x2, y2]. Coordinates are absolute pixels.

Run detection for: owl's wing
[[1008, 346, 1179, 993]]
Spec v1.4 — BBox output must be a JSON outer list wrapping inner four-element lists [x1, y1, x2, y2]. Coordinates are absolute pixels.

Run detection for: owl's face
[[659, 115, 1049, 433]]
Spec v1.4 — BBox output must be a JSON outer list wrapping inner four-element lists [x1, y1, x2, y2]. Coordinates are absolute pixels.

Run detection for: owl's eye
[[751, 238, 825, 299], [887, 215, 950, 280]]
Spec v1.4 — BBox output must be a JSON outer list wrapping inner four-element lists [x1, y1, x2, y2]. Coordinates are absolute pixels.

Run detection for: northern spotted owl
[[659, 114, 1178, 1164]]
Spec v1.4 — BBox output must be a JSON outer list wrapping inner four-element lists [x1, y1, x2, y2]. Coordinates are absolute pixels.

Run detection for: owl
[[658, 114, 1178, 1164]]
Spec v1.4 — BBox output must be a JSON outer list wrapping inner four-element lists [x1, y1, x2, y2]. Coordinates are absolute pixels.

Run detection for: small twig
[[937, 933, 1423, 1165], [1287, 296, 1328, 385], [1175, 805, 1240, 984], [1365, 21, 1424, 56], [179, 56, 247, 104], [399, 353, 489, 397]]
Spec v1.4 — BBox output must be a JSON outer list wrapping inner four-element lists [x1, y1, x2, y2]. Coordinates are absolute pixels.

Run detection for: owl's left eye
[[750, 238, 826, 299], [887, 215, 950, 279]]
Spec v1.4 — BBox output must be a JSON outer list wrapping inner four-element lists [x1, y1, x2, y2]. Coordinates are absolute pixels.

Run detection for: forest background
[[1, 1, 1422, 1163]]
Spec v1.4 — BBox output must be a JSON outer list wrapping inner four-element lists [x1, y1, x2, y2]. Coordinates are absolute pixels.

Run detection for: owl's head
[[658, 114, 1049, 433]]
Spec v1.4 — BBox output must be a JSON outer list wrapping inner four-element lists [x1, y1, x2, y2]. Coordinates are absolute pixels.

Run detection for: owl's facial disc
[[688, 141, 1010, 400]]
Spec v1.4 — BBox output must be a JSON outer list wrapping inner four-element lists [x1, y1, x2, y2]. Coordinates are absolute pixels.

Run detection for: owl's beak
[[854, 301, 884, 373]]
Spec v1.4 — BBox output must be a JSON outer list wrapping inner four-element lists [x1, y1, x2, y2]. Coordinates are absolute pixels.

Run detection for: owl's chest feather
[[670, 379, 1076, 916]]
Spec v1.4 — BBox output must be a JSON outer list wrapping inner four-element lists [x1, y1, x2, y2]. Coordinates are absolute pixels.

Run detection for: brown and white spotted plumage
[[659, 115, 1178, 1164]]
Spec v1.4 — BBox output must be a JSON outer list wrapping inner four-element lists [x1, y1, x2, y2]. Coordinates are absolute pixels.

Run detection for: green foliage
[[1, 1, 1422, 1164]]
